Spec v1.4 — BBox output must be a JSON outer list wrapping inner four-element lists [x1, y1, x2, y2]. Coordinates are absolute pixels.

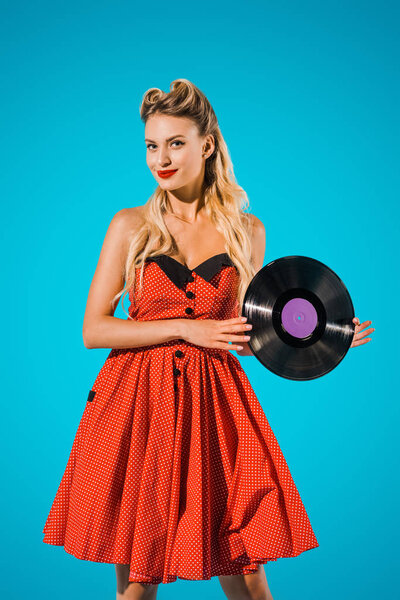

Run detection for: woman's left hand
[[350, 317, 374, 348]]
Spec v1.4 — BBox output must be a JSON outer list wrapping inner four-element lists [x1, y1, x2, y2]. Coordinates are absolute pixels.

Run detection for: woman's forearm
[[83, 316, 187, 350]]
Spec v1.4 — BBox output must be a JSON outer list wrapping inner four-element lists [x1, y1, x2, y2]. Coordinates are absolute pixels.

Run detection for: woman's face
[[145, 113, 213, 193]]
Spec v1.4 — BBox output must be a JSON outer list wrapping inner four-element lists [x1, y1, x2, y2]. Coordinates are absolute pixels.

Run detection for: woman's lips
[[157, 169, 178, 178]]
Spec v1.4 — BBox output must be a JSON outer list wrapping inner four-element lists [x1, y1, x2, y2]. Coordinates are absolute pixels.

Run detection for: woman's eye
[[146, 141, 184, 150]]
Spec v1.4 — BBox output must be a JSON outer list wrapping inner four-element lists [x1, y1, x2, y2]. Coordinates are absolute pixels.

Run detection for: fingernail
[[237, 346, 243, 350], [241, 317, 247, 321]]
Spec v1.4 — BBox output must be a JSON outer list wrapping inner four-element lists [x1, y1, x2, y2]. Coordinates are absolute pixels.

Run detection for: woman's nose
[[158, 149, 171, 166]]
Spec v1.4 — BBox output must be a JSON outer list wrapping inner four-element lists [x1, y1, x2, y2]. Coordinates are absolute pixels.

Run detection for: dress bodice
[[128, 252, 240, 322]]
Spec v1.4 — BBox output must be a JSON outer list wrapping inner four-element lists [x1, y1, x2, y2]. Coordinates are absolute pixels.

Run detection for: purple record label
[[281, 298, 318, 338]]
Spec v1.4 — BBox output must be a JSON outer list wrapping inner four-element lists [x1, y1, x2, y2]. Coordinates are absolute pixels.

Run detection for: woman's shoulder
[[102, 207, 147, 260], [242, 212, 266, 234], [110, 205, 146, 233]]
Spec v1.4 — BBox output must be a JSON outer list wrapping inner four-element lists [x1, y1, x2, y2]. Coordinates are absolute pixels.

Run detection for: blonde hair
[[113, 78, 256, 319]]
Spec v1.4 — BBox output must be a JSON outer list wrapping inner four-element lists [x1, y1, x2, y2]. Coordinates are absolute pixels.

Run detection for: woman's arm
[[84, 315, 188, 350], [82, 207, 187, 349], [236, 214, 266, 357]]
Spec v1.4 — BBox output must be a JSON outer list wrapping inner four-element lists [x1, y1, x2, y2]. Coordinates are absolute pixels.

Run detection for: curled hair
[[112, 78, 257, 318]]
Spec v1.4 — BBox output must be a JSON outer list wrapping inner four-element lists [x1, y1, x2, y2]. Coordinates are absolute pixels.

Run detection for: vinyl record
[[242, 256, 355, 381]]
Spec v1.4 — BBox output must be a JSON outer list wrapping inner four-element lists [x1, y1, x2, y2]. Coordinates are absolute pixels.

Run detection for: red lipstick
[[157, 169, 178, 178]]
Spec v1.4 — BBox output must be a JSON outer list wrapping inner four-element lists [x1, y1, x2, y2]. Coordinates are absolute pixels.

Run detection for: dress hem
[[42, 537, 319, 585]]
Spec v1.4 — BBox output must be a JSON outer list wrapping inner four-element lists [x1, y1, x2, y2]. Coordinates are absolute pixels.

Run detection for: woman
[[42, 79, 374, 600]]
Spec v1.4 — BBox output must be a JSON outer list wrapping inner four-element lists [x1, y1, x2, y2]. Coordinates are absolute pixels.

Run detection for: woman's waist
[[109, 339, 231, 358]]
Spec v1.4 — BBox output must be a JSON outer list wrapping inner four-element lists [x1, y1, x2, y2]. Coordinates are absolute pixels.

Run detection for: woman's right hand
[[179, 316, 252, 351]]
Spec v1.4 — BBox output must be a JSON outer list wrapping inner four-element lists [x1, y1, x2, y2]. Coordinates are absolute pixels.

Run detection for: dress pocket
[[87, 389, 97, 402]]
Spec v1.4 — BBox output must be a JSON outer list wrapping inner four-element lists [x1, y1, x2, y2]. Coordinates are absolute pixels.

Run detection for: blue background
[[1, 1, 398, 598]]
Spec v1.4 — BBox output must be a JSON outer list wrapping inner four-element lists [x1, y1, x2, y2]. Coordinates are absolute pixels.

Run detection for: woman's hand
[[350, 317, 374, 348], [180, 316, 253, 351]]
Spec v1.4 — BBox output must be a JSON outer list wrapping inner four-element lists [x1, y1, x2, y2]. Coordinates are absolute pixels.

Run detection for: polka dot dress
[[42, 253, 319, 584]]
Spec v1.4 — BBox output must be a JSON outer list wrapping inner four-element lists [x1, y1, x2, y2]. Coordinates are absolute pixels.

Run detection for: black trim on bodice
[[145, 252, 235, 290]]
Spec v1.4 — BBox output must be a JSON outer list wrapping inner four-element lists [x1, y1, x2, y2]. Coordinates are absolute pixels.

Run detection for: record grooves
[[242, 256, 355, 381]]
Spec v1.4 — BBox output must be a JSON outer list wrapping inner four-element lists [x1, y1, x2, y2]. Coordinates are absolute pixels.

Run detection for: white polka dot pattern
[[42, 261, 319, 584]]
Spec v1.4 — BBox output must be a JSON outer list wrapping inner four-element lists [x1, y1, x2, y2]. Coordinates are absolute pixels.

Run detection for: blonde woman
[[42, 79, 373, 600]]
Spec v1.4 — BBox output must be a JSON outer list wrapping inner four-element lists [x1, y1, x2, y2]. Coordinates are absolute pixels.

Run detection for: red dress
[[42, 252, 319, 584]]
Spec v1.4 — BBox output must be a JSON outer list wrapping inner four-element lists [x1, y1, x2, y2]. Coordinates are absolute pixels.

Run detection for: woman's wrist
[[172, 319, 188, 342]]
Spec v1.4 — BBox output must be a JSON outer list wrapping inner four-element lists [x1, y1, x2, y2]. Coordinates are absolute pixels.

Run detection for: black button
[[175, 349, 183, 358], [185, 307, 193, 314], [186, 291, 195, 299], [173, 367, 181, 376]]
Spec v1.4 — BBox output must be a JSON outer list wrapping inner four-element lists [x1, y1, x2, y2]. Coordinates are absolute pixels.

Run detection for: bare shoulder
[[247, 213, 266, 271], [110, 205, 146, 234], [93, 204, 147, 294], [106, 206, 146, 250], [248, 213, 265, 234], [123, 204, 146, 224]]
